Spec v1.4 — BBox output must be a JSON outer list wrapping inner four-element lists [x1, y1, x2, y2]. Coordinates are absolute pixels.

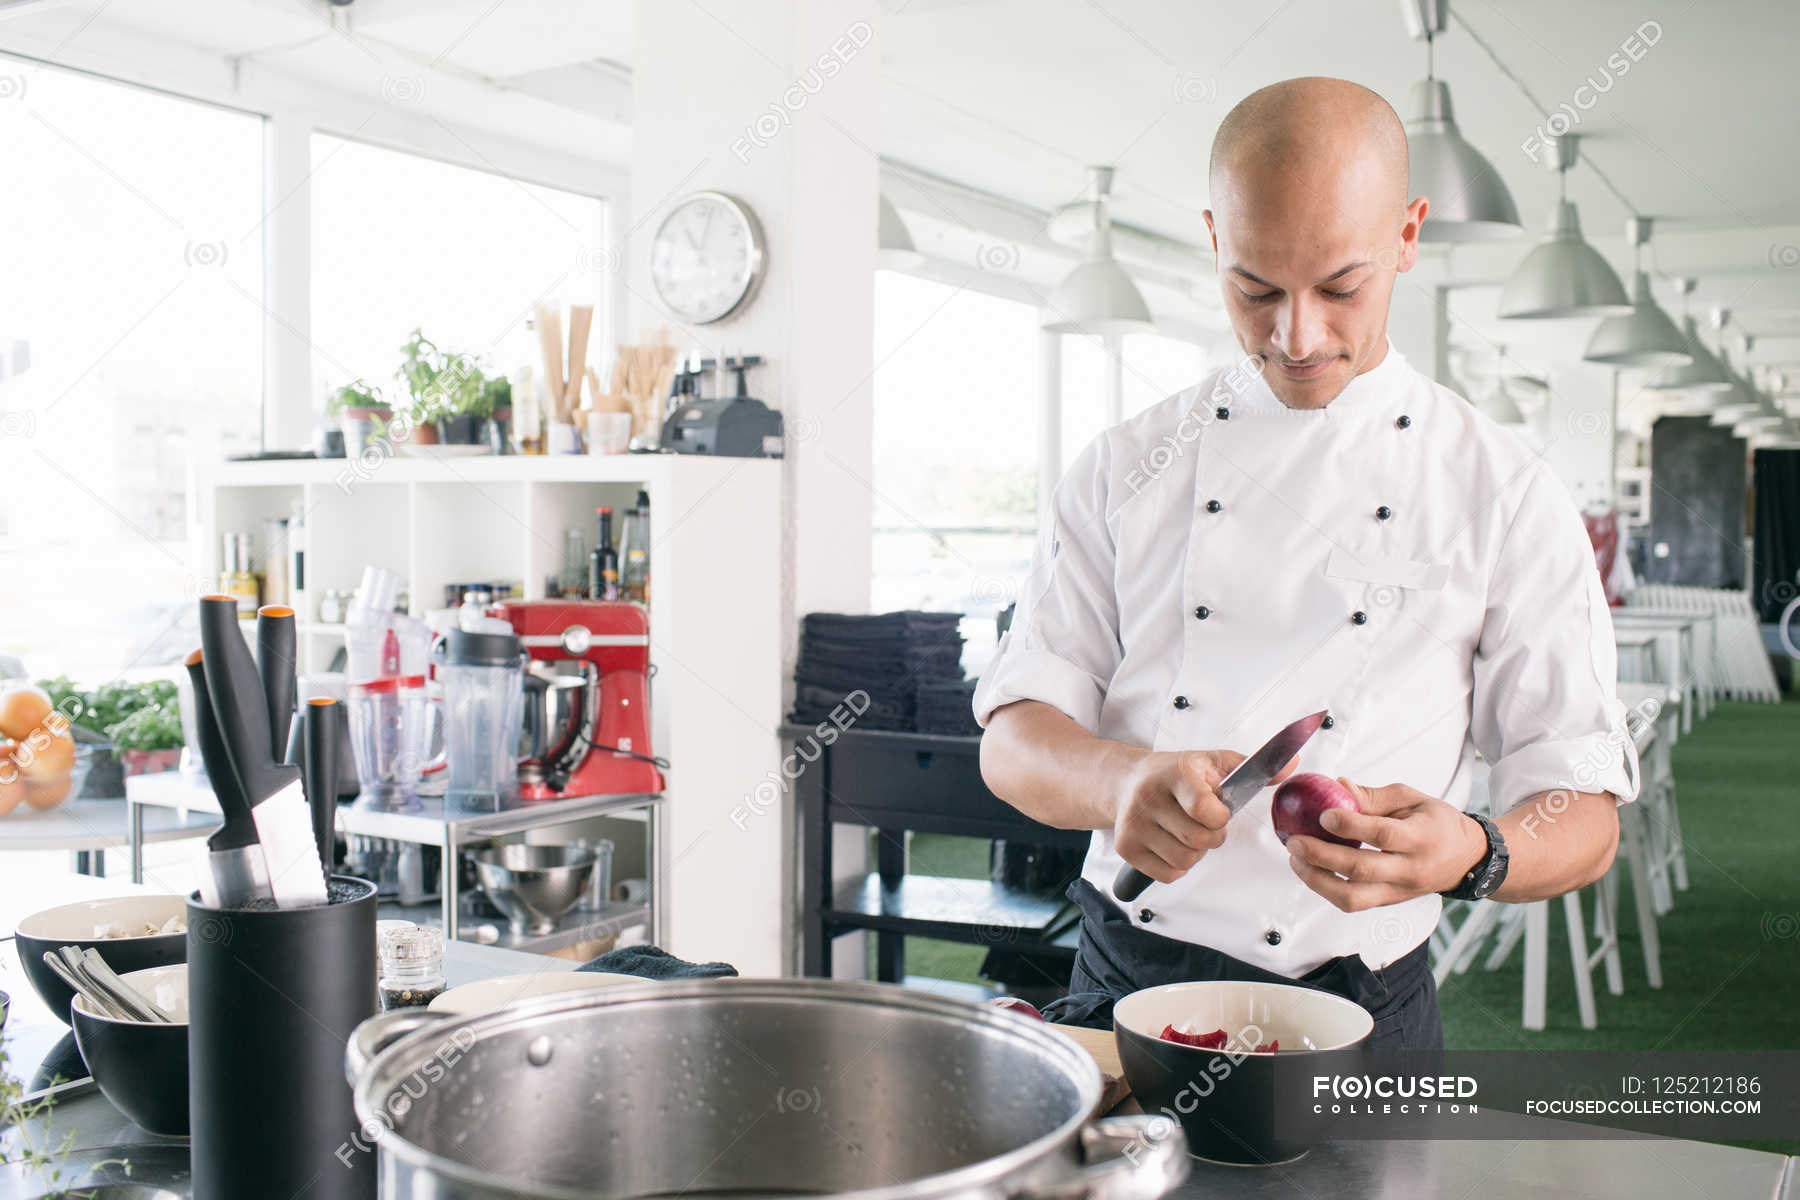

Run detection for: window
[[1061, 333, 1207, 470], [870, 272, 1041, 672], [0, 62, 263, 681], [309, 135, 607, 410]]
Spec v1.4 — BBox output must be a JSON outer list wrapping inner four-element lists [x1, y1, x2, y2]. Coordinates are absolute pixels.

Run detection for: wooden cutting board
[[1047, 1024, 1131, 1114]]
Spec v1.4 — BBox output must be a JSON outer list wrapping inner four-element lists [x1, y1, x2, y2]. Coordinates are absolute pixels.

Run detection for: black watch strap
[[1441, 811, 1509, 901]]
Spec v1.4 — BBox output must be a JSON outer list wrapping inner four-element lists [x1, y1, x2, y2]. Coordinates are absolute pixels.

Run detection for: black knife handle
[[184, 650, 258, 849], [200, 595, 301, 804], [255, 605, 297, 760], [1112, 863, 1154, 902], [302, 698, 339, 873]]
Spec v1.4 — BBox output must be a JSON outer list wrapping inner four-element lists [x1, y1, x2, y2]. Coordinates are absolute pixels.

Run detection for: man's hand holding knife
[[1110, 749, 1260, 884]]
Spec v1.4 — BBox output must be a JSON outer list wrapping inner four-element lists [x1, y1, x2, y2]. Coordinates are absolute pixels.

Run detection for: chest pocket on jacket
[[1323, 545, 1450, 622]]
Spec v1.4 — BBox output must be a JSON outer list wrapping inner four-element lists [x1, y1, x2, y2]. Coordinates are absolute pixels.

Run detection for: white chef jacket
[[973, 341, 1638, 976]]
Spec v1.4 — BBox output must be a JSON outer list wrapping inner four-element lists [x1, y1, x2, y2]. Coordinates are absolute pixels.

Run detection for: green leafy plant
[[480, 375, 511, 416], [398, 328, 487, 422], [325, 379, 387, 421], [107, 703, 184, 753], [34, 679, 176, 739]]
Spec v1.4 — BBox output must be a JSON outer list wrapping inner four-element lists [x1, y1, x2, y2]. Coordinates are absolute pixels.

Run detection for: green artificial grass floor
[[897, 697, 1799, 1151]]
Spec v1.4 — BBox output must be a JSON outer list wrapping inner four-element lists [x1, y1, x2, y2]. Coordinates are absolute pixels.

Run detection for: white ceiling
[[3, 0, 1798, 366], [878, 0, 1800, 242]]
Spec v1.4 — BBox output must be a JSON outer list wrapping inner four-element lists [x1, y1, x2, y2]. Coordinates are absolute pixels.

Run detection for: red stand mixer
[[490, 599, 665, 800]]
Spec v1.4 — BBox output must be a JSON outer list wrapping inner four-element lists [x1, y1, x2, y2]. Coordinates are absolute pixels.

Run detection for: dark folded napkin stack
[[790, 611, 966, 733], [915, 679, 981, 736]]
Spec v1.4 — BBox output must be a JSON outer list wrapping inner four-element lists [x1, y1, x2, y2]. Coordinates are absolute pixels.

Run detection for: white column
[[1038, 331, 1063, 519], [1103, 335, 1123, 425], [631, 0, 878, 976], [262, 112, 314, 452]]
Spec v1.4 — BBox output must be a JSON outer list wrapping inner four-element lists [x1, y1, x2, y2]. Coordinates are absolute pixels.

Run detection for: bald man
[[975, 78, 1636, 1048]]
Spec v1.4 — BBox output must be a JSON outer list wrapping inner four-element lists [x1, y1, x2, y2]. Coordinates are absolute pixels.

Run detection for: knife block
[[187, 876, 377, 1200]]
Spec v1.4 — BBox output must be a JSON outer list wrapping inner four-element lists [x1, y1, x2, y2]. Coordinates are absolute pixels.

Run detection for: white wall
[[628, 0, 879, 976]]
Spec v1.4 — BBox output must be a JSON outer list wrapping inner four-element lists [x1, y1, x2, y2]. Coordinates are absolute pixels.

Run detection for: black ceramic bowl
[[14, 894, 188, 1024], [1114, 979, 1373, 1166], [69, 963, 190, 1136]]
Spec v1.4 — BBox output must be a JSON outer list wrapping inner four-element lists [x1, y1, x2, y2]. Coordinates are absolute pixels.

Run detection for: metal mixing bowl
[[471, 844, 597, 935]]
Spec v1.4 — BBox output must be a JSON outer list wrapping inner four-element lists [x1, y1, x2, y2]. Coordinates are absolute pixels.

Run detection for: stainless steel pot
[[345, 978, 1187, 1199]]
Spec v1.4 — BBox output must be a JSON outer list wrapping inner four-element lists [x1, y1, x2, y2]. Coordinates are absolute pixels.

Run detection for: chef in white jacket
[[975, 77, 1638, 1048]]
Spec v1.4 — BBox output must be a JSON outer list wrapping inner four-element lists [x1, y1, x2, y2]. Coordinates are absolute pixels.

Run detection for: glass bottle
[[560, 528, 586, 596]]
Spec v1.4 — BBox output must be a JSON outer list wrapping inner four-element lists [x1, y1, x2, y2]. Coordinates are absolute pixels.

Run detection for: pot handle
[[1027, 1115, 1190, 1200], [345, 1008, 450, 1084]]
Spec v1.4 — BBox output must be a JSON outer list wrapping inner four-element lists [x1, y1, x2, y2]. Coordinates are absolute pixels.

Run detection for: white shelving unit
[[193, 452, 788, 972]]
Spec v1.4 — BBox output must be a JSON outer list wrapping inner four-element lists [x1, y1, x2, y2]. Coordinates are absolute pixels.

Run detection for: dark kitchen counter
[[0, 939, 574, 1198], [1167, 1126, 1792, 1198]]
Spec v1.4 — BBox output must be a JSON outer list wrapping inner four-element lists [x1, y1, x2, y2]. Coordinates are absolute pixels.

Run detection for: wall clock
[[649, 191, 767, 324]]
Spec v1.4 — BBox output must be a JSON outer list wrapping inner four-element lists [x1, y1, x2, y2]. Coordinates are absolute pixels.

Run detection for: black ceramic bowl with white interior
[[1114, 979, 1373, 1166], [69, 963, 190, 1136], [14, 894, 187, 1023]]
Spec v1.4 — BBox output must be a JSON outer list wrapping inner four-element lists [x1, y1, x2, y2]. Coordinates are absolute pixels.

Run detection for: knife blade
[[185, 649, 271, 908], [200, 596, 329, 908], [1112, 709, 1330, 903], [301, 697, 339, 876]]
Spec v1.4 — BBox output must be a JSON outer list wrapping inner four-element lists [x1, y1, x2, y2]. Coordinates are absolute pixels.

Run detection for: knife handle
[[302, 698, 339, 873], [184, 650, 257, 848], [201, 595, 301, 804], [256, 605, 298, 760], [1112, 864, 1154, 903]]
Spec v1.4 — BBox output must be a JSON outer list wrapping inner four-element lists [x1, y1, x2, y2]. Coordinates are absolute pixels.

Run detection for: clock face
[[649, 192, 766, 325]]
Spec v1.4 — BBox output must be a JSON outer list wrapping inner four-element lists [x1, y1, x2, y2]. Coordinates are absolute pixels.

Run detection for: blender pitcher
[[433, 629, 528, 813], [344, 611, 436, 810]]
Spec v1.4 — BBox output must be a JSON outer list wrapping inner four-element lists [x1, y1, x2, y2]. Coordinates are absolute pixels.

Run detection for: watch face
[[649, 192, 765, 325]]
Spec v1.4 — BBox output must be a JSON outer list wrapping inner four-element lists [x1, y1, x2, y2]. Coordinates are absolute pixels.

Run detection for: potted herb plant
[[398, 329, 491, 447], [109, 701, 185, 777], [326, 380, 390, 459], [37, 677, 180, 797]]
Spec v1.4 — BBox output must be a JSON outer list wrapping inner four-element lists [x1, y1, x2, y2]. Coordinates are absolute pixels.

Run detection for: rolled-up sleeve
[[1472, 464, 1640, 810], [973, 435, 1122, 733]]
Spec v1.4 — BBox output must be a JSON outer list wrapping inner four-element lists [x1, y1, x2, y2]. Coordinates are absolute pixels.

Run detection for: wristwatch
[[1441, 812, 1509, 901]]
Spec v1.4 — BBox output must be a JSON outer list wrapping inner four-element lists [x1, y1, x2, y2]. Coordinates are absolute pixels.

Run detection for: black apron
[[1043, 880, 1444, 1051]]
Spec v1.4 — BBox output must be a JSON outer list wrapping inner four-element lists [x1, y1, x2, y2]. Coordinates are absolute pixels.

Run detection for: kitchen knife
[[199, 595, 330, 908], [185, 649, 271, 908], [1112, 709, 1330, 903], [256, 605, 298, 764], [301, 697, 339, 876]]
